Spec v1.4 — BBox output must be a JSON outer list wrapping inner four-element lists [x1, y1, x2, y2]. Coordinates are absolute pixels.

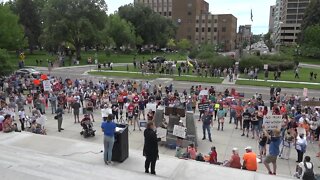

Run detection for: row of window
[[196, 19, 218, 24], [195, 27, 226, 33], [159, 11, 172, 16]]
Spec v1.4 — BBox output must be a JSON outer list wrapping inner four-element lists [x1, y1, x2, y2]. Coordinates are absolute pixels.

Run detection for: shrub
[[200, 56, 235, 69], [239, 56, 263, 72]]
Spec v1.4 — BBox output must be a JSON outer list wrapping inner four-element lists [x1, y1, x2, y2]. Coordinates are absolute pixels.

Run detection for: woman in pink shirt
[[187, 144, 197, 160]]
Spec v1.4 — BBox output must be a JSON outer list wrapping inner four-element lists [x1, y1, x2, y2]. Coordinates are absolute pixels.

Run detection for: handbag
[[54, 115, 58, 120]]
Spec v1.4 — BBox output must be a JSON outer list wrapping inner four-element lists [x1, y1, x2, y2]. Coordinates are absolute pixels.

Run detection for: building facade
[[271, 0, 310, 46], [237, 25, 252, 48], [134, 0, 237, 51], [269, 5, 276, 32]]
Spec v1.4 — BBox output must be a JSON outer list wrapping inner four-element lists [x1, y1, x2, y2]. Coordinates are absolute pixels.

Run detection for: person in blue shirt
[[263, 128, 281, 175], [101, 115, 116, 165], [217, 106, 226, 131]]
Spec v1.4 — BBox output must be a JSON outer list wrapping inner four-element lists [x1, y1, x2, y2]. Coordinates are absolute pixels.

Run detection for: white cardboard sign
[[173, 125, 186, 139], [263, 115, 282, 130]]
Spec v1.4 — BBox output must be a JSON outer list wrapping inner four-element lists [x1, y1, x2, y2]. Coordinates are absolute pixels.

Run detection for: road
[[35, 65, 320, 100]]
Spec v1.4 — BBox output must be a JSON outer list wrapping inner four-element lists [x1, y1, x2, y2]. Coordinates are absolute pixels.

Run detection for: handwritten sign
[[263, 115, 282, 130], [156, 127, 167, 141], [173, 125, 186, 139], [42, 80, 52, 91], [198, 103, 209, 111]]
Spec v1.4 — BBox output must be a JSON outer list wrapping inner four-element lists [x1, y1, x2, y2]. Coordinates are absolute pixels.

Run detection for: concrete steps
[[0, 132, 293, 180]]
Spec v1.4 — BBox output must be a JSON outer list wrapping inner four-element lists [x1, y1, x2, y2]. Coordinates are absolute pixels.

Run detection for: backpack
[[303, 162, 315, 180]]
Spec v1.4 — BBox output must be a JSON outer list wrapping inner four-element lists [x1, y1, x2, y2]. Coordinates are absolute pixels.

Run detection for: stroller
[[80, 114, 96, 138]]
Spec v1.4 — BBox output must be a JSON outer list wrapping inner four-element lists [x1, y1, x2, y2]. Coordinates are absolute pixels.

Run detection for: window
[[214, 28, 217, 32], [208, 20, 211, 24], [202, 20, 205, 23], [196, 28, 199, 32], [214, 36, 216, 40], [222, 27, 226, 32], [196, 19, 199, 23], [159, 12, 162, 15], [202, 27, 205, 32], [208, 28, 211, 32], [168, 11, 172, 16], [188, 11, 192, 16], [187, 35, 192, 40], [164, 12, 167, 16], [214, 19, 217, 23]]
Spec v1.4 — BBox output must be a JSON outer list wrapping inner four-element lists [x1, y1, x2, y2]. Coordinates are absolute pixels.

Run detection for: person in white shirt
[[18, 108, 26, 131], [296, 134, 307, 163], [101, 104, 112, 121], [298, 114, 310, 124]]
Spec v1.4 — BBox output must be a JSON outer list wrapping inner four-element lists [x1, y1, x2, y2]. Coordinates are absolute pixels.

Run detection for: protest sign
[[198, 103, 209, 111], [156, 127, 167, 141], [263, 115, 282, 130], [173, 125, 186, 139], [42, 80, 52, 91]]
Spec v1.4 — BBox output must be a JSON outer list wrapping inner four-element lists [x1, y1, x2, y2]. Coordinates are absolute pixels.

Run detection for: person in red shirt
[[127, 102, 135, 125], [209, 146, 218, 164]]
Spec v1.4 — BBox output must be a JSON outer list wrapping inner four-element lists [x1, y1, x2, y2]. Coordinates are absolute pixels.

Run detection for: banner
[[263, 115, 282, 130], [42, 80, 52, 91], [173, 125, 186, 139]]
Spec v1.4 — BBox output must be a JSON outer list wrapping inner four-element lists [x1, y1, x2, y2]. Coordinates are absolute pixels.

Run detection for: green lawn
[[236, 80, 320, 90], [8, 50, 185, 68], [240, 67, 320, 83], [296, 56, 320, 65], [88, 71, 223, 84]]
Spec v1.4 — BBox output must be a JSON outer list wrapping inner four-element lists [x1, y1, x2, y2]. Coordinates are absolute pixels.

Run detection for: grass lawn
[[240, 67, 320, 83], [236, 80, 320, 90], [297, 56, 320, 65], [88, 71, 223, 84], [8, 50, 185, 68]]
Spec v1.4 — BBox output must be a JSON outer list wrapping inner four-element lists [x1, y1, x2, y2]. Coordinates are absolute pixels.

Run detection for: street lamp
[[279, 21, 285, 45]]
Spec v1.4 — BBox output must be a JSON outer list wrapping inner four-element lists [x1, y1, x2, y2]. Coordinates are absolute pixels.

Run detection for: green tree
[[104, 14, 136, 50], [301, 0, 320, 31], [264, 31, 274, 52], [9, 0, 42, 53], [118, 4, 176, 47], [177, 38, 192, 51], [0, 4, 26, 50], [0, 49, 14, 77], [166, 38, 176, 49], [301, 24, 320, 57], [41, 0, 107, 59]]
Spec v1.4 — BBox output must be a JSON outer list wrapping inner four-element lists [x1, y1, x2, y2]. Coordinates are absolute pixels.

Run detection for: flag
[[187, 56, 194, 68], [251, 9, 253, 22]]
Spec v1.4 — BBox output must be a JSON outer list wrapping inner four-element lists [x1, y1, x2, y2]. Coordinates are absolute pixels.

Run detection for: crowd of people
[[0, 68, 319, 179]]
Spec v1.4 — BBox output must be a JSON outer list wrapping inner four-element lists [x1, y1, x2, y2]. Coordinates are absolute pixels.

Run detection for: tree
[[264, 31, 274, 52], [0, 49, 14, 77], [301, 24, 320, 57], [177, 39, 192, 51], [118, 4, 176, 47], [104, 14, 136, 50], [166, 39, 176, 49], [41, 0, 107, 59], [0, 4, 26, 50], [9, 0, 42, 53], [301, 0, 320, 31]]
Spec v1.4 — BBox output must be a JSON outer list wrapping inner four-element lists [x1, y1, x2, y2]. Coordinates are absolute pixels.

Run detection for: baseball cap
[[245, 146, 252, 150]]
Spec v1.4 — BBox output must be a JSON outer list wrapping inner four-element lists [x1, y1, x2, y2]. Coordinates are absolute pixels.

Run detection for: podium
[[112, 124, 129, 162]]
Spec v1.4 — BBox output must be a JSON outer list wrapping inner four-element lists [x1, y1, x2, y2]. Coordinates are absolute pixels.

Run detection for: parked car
[[15, 68, 41, 77], [148, 56, 166, 64]]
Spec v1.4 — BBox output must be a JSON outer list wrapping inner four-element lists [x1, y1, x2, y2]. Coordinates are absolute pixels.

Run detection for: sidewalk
[[237, 77, 320, 85]]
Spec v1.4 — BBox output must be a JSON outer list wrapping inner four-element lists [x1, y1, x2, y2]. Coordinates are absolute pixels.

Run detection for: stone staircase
[[0, 132, 293, 180]]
